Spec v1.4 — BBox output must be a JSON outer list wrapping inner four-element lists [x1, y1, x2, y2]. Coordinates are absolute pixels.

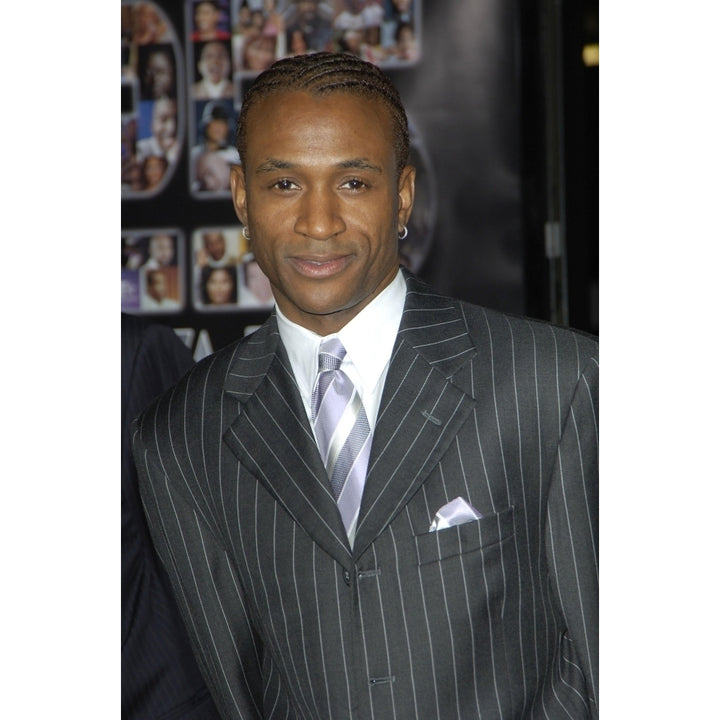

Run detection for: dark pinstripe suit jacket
[[132, 272, 598, 720], [122, 314, 221, 719]]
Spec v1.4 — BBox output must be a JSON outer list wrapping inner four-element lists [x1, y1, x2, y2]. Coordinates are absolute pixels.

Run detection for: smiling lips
[[288, 254, 353, 278]]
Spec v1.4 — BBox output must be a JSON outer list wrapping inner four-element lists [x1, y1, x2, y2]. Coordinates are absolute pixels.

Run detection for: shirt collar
[[276, 268, 406, 399]]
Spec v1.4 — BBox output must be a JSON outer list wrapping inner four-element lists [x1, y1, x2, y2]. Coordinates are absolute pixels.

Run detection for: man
[[133, 53, 598, 719], [196, 230, 238, 267], [142, 269, 180, 310]]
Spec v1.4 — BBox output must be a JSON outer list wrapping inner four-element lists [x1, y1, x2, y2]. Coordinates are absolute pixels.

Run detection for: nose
[[294, 187, 345, 241]]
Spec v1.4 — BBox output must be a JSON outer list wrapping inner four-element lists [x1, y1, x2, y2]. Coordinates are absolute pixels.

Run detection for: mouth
[[287, 254, 353, 278]]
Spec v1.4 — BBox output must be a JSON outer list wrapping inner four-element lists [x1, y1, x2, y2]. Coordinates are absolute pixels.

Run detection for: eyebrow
[[338, 158, 383, 173], [255, 158, 383, 174], [255, 159, 294, 173]]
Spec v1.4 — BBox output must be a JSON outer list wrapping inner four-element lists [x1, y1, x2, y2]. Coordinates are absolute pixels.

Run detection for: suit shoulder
[[401, 272, 597, 374], [133, 320, 277, 441], [123, 315, 195, 425], [452, 302, 598, 386], [465, 303, 596, 352]]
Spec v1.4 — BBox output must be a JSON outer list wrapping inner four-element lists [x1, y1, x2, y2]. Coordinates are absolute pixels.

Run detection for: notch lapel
[[353, 274, 477, 556], [222, 321, 352, 568]]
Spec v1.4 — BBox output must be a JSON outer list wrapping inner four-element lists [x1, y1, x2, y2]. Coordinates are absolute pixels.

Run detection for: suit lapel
[[222, 318, 352, 568], [353, 274, 477, 557], [218, 275, 478, 564]]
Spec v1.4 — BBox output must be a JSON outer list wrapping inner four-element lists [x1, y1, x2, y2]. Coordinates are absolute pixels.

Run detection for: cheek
[[246, 239, 285, 292], [250, 244, 277, 280]]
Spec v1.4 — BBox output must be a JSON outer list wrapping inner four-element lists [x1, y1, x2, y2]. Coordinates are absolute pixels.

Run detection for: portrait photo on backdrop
[[131, 52, 598, 719], [122, 230, 186, 315], [122, 2, 184, 198]]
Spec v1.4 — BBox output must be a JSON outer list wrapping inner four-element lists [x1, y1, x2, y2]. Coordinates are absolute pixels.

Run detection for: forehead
[[245, 91, 395, 164]]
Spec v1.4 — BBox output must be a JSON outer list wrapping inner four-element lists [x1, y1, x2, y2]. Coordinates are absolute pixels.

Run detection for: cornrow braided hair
[[236, 52, 410, 176]]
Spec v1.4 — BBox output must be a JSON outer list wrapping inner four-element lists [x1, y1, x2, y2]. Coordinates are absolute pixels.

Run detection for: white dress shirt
[[276, 269, 406, 432]]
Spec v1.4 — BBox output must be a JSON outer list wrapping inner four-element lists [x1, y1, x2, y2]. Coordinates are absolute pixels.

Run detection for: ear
[[230, 164, 249, 226], [397, 165, 416, 231]]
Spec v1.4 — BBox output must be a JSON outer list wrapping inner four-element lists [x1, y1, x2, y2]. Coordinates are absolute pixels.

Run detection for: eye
[[272, 178, 299, 191], [340, 178, 367, 191]]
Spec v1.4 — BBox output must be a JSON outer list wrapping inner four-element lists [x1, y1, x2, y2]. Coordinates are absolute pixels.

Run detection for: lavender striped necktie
[[311, 338, 372, 544]]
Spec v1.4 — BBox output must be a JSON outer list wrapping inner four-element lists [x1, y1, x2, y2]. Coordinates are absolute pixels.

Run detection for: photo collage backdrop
[[122, 0, 433, 357], [122, 0, 526, 358]]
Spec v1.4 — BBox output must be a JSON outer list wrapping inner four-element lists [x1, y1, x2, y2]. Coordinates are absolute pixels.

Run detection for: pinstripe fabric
[[133, 270, 599, 720], [122, 314, 221, 719]]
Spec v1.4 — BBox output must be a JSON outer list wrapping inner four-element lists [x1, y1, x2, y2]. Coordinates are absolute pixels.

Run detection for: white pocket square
[[429, 497, 483, 532]]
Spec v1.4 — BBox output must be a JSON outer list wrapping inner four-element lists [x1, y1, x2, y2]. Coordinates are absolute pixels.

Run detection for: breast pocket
[[413, 505, 515, 566]]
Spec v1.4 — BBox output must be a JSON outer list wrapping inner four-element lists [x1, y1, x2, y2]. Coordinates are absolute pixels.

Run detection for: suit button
[[343, 569, 351, 586]]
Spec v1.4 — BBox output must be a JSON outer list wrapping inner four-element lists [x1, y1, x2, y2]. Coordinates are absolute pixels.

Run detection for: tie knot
[[318, 337, 346, 372]]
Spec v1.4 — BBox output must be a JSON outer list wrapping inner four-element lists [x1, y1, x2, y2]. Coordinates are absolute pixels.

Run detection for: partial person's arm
[[123, 316, 223, 719], [546, 353, 599, 719], [132, 412, 268, 720]]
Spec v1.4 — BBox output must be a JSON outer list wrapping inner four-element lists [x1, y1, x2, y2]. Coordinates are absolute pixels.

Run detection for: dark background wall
[[520, 0, 598, 335], [122, 0, 598, 356]]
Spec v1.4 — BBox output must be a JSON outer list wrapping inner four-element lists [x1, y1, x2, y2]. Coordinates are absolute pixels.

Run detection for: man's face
[[203, 231, 226, 260], [231, 91, 415, 335], [147, 272, 167, 300], [199, 42, 230, 83]]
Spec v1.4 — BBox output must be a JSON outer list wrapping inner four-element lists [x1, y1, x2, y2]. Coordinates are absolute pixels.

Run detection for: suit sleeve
[[132, 419, 267, 720], [122, 317, 194, 426], [545, 354, 599, 719], [122, 317, 224, 719]]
